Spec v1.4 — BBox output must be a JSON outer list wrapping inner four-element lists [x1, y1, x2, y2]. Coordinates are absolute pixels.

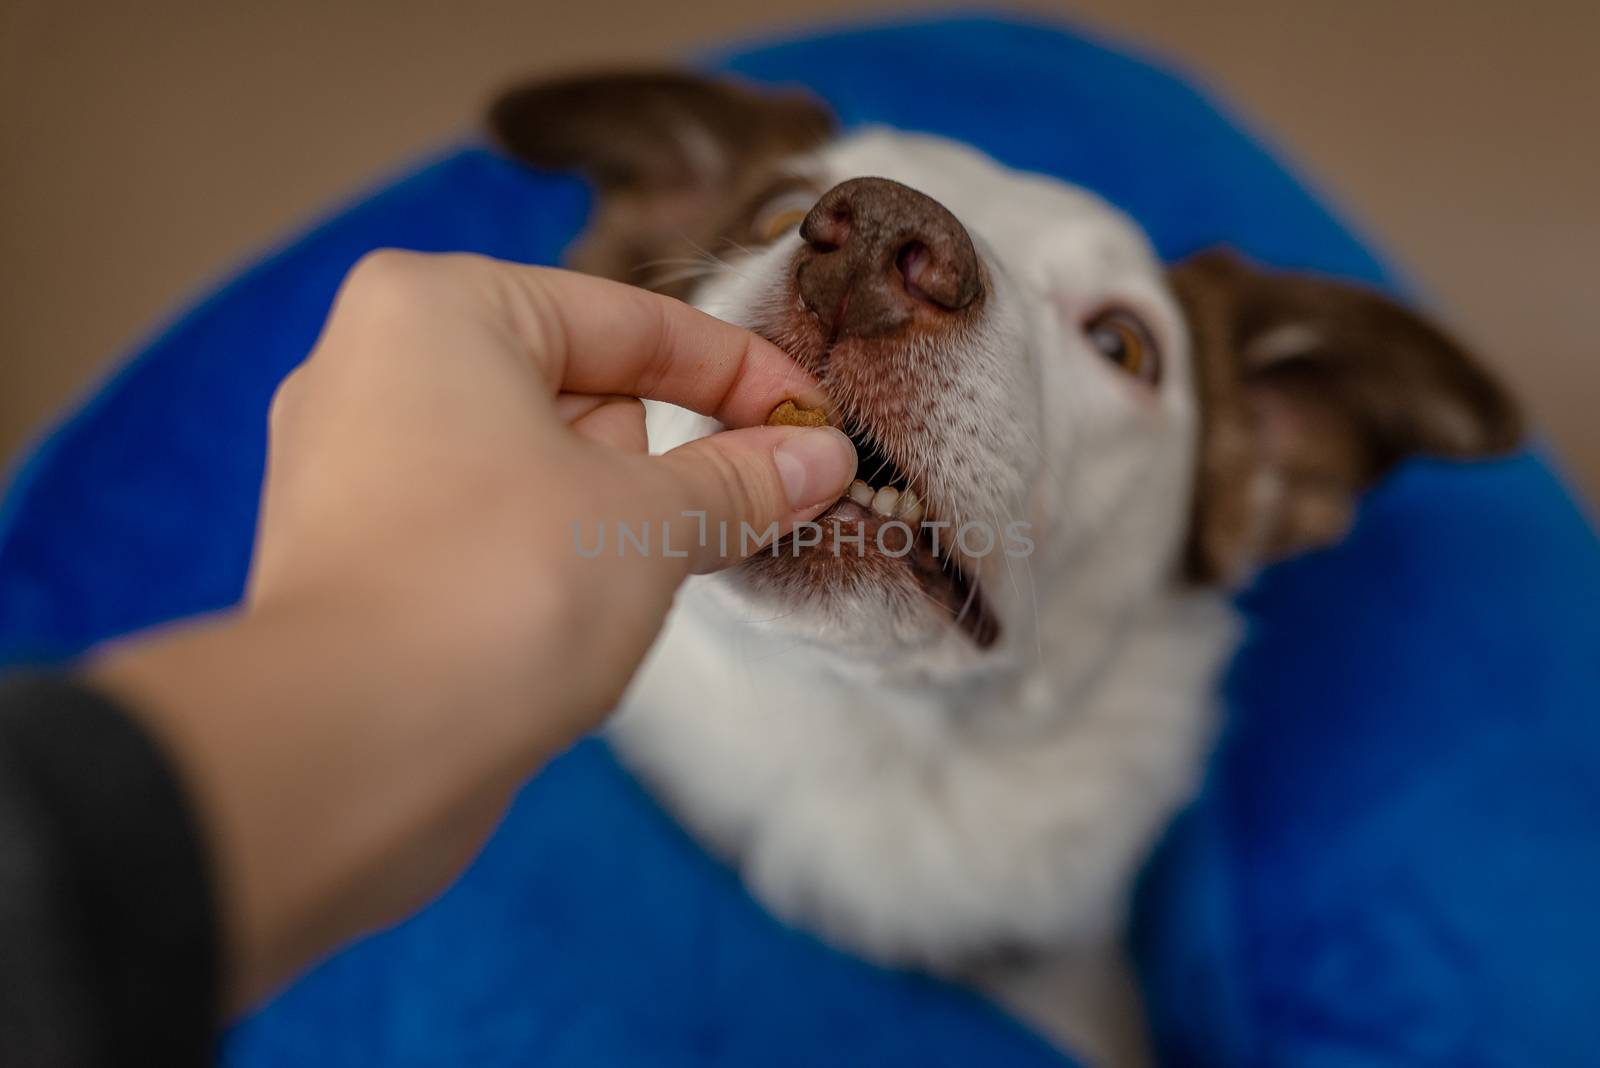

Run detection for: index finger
[[491, 261, 825, 427]]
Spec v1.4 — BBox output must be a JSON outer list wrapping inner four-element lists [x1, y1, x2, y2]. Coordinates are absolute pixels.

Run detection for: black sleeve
[[0, 674, 220, 1067]]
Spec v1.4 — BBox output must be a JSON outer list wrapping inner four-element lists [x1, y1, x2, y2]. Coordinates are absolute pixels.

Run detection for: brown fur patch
[[1171, 249, 1523, 585], [488, 70, 835, 297]]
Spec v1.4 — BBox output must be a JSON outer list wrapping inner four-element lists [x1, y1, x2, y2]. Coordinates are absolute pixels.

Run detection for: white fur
[[611, 130, 1240, 1064]]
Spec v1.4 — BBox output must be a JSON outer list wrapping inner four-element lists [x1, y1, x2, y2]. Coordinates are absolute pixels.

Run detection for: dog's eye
[[1085, 309, 1160, 384], [752, 190, 816, 242]]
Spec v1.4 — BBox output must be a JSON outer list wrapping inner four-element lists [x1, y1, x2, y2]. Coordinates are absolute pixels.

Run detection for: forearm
[[88, 585, 577, 1010]]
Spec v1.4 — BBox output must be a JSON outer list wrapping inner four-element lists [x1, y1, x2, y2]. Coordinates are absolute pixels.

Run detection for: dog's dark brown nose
[[796, 177, 982, 339]]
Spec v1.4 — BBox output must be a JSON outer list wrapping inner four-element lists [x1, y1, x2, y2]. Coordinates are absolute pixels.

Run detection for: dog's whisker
[[643, 265, 724, 290], [677, 233, 754, 284], [632, 254, 722, 272]]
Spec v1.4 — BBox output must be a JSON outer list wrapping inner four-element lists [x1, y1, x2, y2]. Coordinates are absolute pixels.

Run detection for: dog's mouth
[[727, 218, 1004, 650], [777, 414, 1002, 649]]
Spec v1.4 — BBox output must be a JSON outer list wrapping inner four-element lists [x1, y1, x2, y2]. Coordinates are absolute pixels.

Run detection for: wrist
[[85, 583, 573, 1009]]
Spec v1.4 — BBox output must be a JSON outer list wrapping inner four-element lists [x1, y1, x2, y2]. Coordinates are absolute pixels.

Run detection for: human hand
[[91, 251, 855, 1008], [252, 250, 855, 727]]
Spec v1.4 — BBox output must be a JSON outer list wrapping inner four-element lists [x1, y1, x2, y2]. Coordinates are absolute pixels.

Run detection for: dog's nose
[[796, 177, 982, 338]]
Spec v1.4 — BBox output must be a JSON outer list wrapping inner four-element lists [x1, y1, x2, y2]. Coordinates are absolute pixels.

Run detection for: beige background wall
[[4, 0, 1597, 501]]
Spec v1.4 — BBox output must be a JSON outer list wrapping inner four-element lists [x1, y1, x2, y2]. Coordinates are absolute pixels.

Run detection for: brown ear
[[487, 70, 834, 294], [1172, 248, 1523, 585]]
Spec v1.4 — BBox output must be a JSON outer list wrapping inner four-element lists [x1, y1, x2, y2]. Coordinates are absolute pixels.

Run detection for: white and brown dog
[[491, 72, 1520, 1065]]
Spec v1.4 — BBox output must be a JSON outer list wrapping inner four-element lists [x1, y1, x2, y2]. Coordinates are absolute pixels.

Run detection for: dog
[[489, 71, 1521, 1065]]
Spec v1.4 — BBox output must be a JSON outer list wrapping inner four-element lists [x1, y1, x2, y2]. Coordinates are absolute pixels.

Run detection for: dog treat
[[766, 400, 831, 428]]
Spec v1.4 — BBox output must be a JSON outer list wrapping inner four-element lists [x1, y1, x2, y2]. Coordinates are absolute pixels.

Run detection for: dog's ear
[[1171, 248, 1523, 585], [488, 70, 834, 294]]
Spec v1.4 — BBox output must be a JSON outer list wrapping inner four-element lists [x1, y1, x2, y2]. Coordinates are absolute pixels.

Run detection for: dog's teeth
[[871, 486, 900, 516], [847, 480, 874, 507], [899, 490, 925, 524]]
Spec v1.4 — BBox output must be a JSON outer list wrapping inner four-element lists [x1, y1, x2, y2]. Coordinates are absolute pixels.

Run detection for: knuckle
[[337, 249, 455, 322], [635, 298, 678, 399], [695, 443, 770, 522], [335, 250, 505, 331], [346, 247, 430, 291], [266, 367, 304, 431]]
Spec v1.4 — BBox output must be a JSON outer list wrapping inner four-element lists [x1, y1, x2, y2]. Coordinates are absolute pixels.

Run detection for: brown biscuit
[[766, 400, 831, 428]]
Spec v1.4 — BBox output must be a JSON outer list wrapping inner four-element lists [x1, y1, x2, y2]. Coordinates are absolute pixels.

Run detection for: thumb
[[654, 425, 857, 574]]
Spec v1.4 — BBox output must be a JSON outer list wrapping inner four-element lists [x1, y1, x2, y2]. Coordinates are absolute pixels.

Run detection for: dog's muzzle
[[795, 177, 983, 339]]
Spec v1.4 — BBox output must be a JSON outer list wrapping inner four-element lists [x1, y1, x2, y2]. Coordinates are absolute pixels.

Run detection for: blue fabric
[[1133, 455, 1600, 1067], [2, 13, 1596, 1067]]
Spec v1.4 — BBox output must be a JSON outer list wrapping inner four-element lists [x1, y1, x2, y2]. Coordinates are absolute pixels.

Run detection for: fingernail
[[774, 427, 857, 509]]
